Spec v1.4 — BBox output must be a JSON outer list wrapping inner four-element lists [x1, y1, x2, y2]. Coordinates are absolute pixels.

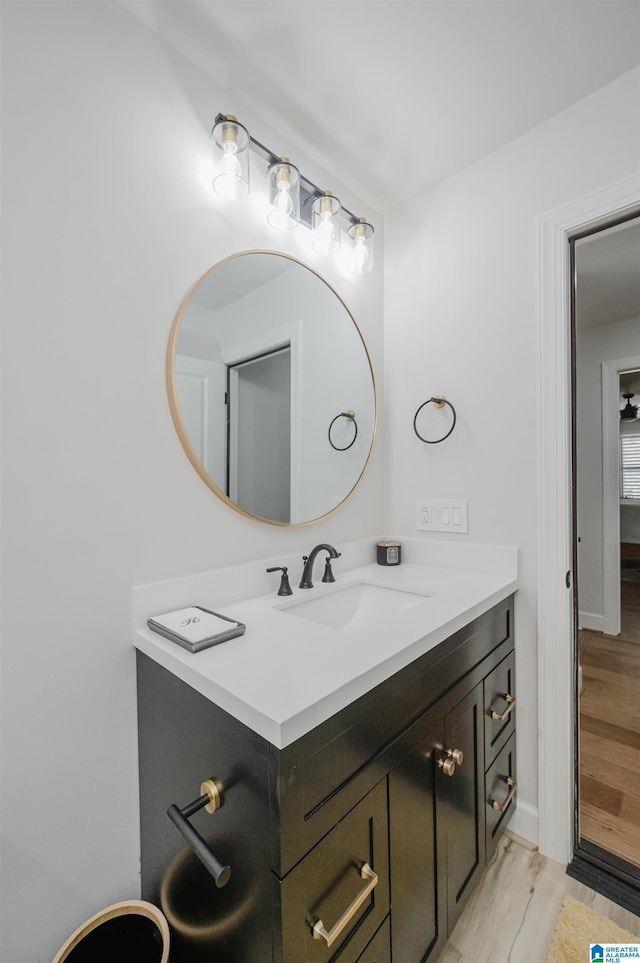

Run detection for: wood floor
[[440, 832, 640, 963], [579, 578, 640, 865]]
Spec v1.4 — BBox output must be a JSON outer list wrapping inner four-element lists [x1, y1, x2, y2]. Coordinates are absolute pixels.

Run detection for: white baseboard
[[509, 799, 539, 847], [579, 610, 604, 632]]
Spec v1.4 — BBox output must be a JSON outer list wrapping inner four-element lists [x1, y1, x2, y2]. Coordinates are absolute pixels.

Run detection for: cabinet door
[[442, 682, 486, 935], [389, 703, 447, 963]]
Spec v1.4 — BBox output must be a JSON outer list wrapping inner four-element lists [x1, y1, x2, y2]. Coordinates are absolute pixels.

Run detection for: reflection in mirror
[[167, 252, 376, 525]]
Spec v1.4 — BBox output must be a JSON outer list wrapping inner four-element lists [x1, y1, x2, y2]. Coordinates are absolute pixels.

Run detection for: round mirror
[[167, 252, 376, 525]]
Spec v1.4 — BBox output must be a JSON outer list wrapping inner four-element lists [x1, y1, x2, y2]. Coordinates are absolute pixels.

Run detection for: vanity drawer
[[484, 650, 515, 767], [485, 733, 517, 861], [356, 916, 390, 962], [275, 779, 390, 963]]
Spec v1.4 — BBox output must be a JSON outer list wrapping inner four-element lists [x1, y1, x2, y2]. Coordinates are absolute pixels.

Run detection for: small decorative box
[[147, 605, 246, 653]]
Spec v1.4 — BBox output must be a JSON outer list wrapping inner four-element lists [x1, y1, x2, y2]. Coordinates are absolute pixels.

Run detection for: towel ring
[[413, 396, 457, 444], [329, 411, 358, 451]]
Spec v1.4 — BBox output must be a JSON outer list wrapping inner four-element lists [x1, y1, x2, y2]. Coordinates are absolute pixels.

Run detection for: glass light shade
[[212, 116, 250, 200], [347, 219, 374, 275], [311, 193, 341, 255], [267, 159, 300, 231]]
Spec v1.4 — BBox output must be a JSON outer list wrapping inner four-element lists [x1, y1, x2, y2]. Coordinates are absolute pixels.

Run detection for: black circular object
[[328, 412, 358, 451], [413, 397, 457, 444], [62, 916, 164, 963]]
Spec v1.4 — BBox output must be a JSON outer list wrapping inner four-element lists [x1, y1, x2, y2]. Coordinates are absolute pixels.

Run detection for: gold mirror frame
[[166, 251, 377, 527]]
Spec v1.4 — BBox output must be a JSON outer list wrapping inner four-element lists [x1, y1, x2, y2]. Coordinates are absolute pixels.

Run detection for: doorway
[[571, 213, 640, 905], [536, 174, 640, 880], [227, 346, 292, 524]]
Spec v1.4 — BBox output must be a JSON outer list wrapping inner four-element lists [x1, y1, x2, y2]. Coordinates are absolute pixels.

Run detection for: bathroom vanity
[[134, 555, 517, 963]]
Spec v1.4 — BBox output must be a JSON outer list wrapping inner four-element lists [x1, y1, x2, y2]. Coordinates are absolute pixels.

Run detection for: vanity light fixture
[[311, 192, 341, 255], [212, 112, 374, 271], [347, 218, 374, 275], [212, 115, 250, 200], [267, 158, 300, 231]]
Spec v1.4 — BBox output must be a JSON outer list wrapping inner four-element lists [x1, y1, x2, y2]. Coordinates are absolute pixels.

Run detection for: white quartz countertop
[[133, 550, 518, 749]]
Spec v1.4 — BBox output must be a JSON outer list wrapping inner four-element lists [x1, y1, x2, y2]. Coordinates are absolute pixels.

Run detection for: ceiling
[[191, 252, 294, 310], [119, 0, 640, 213]]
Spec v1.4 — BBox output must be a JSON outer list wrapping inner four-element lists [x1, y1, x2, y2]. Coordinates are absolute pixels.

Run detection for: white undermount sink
[[276, 580, 431, 632]]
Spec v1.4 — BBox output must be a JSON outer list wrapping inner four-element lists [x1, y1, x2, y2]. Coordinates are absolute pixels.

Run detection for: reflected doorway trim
[[537, 173, 640, 866], [221, 321, 302, 523]]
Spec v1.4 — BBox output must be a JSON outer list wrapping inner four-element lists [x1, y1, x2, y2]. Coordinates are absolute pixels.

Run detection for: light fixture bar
[[213, 113, 363, 232]]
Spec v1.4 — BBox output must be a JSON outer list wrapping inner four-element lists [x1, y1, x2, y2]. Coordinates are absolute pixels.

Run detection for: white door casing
[[228, 348, 292, 523], [221, 321, 302, 522], [537, 174, 640, 864]]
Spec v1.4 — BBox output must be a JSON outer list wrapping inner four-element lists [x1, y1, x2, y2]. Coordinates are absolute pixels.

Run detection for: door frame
[[227, 346, 292, 509], [221, 321, 302, 519], [537, 173, 640, 865]]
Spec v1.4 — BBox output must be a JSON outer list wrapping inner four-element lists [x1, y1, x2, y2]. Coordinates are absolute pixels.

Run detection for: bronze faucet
[[299, 544, 341, 589]]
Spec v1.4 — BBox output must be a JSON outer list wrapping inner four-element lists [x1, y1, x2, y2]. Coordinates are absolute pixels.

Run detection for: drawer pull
[[312, 862, 378, 947], [167, 778, 231, 888], [491, 775, 517, 812], [490, 693, 515, 722]]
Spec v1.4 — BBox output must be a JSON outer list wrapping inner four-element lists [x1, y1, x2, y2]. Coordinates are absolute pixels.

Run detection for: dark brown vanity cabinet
[[137, 595, 516, 963]]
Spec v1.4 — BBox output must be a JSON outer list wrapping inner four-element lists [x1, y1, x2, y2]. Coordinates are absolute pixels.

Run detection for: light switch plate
[[416, 499, 468, 533]]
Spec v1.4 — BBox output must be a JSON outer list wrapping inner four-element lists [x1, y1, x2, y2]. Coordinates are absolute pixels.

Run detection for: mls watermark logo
[[591, 943, 640, 962]]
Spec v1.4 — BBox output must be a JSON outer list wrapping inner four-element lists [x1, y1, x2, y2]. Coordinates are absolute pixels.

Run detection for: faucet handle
[[266, 566, 293, 597], [322, 556, 337, 583]]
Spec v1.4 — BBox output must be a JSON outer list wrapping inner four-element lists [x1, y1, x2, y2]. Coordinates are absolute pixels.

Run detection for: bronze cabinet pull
[[490, 693, 515, 722], [312, 862, 378, 947], [491, 775, 517, 812]]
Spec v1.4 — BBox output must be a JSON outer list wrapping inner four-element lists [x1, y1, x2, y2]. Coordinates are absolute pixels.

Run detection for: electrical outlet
[[416, 499, 468, 533]]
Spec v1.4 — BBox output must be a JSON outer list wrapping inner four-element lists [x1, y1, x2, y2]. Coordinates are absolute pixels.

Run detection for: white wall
[[384, 67, 640, 832], [576, 316, 640, 616], [0, 4, 383, 960]]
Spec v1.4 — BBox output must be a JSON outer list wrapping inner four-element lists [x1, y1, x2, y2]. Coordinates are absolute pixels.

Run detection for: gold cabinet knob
[[439, 757, 456, 777], [438, 748, 463, 776]]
